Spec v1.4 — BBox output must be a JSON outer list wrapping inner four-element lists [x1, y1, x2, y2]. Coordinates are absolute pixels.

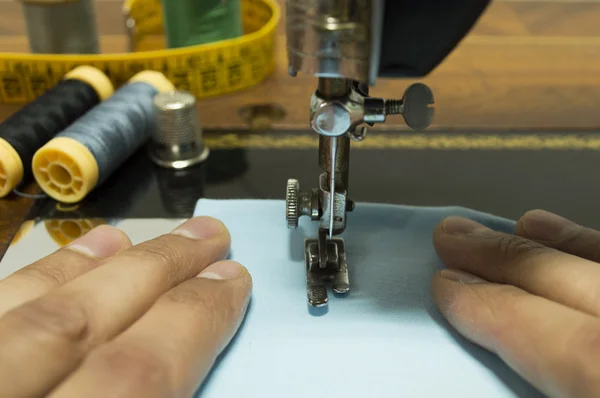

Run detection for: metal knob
[[400, 83, 435, 131], [286, 179, 300, 229], [363, 83, 435, 131], [150, 90, 209, 169]]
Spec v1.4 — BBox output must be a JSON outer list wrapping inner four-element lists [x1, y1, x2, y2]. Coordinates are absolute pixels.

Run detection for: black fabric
[[0, 79, 100, 182], [378, 0, 491, 78]]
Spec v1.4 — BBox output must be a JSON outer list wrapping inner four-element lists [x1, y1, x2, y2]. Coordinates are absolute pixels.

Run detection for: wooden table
[[2, 0, 600, 258], [2, 0, 600, 131]]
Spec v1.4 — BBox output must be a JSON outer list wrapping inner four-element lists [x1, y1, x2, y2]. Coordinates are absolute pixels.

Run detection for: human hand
[[432, 210, 600, 398], [0, 217, 251, 398]]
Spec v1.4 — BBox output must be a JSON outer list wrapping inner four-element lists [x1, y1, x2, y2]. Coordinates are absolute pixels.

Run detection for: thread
[[20, 0, 100, 54], [61, 83, 158, 182], [12, 189, 46, 199], [0, 65, 113, 198], [161, 0, 243, 48], [385, 100, 403, 115], [32, 71, 174, 204]]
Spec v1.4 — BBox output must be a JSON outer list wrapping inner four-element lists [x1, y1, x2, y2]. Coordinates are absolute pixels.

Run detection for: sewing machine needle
[[329, 137, 337, 239]]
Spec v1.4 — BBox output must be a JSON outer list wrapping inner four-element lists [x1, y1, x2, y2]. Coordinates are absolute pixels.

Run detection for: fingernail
[[442, 217, 489, 235], [198, 261, 243, 280], [440, 269, 487, 284], [172, 217, 225, 240], [66, 225, 127, 258], [521, 210, 574, 241]]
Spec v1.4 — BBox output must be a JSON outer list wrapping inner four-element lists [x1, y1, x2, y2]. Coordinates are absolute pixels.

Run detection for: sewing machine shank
[[284, 0, 490, 307]]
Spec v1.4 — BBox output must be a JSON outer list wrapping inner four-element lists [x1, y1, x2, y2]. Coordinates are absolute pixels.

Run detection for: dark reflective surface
[[27, 131, 600, 229]]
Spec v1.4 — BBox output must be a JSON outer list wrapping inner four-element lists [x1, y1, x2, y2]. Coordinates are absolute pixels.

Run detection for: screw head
[[286, 179, 300, 229], [311, 102, 351, 137], [402, 83, 435, 131]]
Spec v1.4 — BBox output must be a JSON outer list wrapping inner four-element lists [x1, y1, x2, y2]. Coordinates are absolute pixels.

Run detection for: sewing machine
[[284, 0, 491, 307]]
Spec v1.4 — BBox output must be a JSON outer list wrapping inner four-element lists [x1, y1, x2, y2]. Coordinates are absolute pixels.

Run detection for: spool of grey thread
[[20, 0, 100, 54], [150, 91, 210, 169]]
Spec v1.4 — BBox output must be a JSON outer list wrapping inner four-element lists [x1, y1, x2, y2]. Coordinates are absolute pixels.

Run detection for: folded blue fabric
[[193, 199, 543, 397]]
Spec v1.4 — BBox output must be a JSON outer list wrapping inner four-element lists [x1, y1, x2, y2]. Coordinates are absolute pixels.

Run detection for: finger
[[516, 209, 600, 263], [0, 216, 230, 398], [51, 261, 252, 398], [434, 217, 600, 317], [432, 269, 600, 398], [0, 225, 131, 316]]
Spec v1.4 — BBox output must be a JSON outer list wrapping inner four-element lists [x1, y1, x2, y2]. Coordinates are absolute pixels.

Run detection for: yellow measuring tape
[[0, 0, 280, 104]]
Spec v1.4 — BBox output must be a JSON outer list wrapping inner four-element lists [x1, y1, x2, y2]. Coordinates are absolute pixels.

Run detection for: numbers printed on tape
[[0, 0, 280, 104]]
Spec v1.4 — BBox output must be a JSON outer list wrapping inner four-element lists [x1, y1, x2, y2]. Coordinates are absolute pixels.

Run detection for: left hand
[[432, 210, 600, 398], [0, 216, 252, 398]]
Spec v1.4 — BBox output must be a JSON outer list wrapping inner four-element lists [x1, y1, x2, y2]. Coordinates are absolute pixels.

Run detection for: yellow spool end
[[64, 65, 114, 100], [45, 218, 106, 247], [0, 138, 24, 198], [128, 70, 175, 93], [32, 136, 99, 204]]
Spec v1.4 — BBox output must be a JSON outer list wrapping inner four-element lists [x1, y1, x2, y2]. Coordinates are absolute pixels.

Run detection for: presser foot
[[304, 231, 350, 307]]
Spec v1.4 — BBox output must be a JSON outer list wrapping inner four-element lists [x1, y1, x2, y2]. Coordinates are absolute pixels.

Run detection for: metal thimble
[[149, 90, 209, 169]]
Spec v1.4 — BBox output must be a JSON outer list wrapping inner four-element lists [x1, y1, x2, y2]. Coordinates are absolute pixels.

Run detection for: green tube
[[160, 0, 243, 48]]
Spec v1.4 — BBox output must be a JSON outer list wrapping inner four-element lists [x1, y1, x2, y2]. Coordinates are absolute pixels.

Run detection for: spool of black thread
[[0, 66, 114, 198]]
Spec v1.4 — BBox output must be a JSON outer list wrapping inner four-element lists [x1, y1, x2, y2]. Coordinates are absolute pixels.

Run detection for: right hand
[[432, 210, 600, 397]]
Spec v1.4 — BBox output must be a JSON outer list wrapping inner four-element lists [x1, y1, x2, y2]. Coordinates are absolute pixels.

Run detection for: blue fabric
[[193, 199, 544, 397]]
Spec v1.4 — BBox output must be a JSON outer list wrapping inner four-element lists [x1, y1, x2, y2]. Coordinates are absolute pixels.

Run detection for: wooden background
[[1, 0, 600, 131]]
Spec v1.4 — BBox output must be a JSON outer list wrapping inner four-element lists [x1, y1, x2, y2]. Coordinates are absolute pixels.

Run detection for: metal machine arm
[[284, 0, 490, 308]]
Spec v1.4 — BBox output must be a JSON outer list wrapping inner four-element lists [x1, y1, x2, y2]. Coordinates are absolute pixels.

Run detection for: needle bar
[[329, 136, 337, 239]]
